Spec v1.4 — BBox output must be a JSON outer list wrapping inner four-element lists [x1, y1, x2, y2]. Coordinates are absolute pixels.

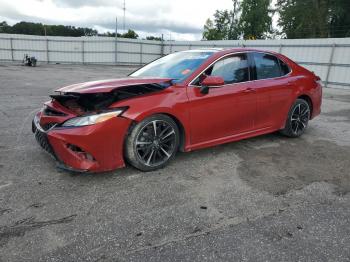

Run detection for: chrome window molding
[[188, 50, 293, 88]]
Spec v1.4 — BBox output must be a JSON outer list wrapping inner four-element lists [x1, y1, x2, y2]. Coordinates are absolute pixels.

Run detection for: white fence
[[1, 33, 350, 89]]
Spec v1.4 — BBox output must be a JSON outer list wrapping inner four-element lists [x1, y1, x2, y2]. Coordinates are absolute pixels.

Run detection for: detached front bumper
[[32, 112, 132, 172]]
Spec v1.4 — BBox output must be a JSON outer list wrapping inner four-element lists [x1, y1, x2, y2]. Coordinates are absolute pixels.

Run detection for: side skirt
[[185, 126, 279, 152]]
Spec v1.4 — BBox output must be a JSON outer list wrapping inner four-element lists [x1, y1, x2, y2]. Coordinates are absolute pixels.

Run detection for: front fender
[[113, 86, 192, 150]]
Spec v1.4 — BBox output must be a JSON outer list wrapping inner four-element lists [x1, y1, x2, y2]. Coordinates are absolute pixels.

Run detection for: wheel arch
[[161, 113, 186, 152], [297, 94, 313, 116], [124, 110, 188, 153]]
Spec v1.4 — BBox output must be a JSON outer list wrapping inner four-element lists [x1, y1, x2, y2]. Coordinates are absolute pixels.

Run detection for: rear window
[[279, 59, 291, 75], [253, 53, 290, 80]]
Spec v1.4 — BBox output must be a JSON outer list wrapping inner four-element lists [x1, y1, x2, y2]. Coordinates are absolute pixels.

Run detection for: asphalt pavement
[[0, 63, 349, 261]]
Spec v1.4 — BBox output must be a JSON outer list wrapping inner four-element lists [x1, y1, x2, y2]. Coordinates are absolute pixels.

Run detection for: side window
[[279, 59, 291, 76], [210, 54, 249, 84], [253, 53, 282, 80], [192, 54, 250, 85]]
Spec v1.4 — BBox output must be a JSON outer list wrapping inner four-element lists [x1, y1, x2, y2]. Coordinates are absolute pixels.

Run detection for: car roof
[[182, 47, 281, 56], [181, 48, 223, 53]]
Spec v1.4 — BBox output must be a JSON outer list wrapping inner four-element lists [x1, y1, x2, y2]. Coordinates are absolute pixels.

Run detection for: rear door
[[249, 52, 293, 129]]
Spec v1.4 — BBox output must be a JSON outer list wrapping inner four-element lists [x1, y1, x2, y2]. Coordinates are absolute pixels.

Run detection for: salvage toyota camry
[[32, 48, 322, 172]]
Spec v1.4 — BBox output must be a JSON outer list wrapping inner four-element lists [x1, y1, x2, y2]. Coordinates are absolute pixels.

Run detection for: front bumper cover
[[32, 112, 132, 173]]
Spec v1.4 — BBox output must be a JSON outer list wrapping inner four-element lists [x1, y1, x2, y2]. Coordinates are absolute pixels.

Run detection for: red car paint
[[56, 77, 173, 94], [32, 48, 322, 172]]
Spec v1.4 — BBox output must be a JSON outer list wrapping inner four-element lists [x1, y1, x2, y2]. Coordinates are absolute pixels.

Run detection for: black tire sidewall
[[281, 99, 310, 138], [125, 114, 180, 171]]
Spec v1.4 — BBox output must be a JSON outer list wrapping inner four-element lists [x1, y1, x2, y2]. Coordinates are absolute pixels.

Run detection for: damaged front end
[[32, 79, 172, 172], [51, 82, 170, 115]]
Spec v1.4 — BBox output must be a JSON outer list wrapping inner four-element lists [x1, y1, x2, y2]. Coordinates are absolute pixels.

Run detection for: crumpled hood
[[56, 77, 173, 94]]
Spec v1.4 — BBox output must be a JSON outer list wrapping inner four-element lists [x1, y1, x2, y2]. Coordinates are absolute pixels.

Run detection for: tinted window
[[209, 54, 249, 84], [254, 53, 282, 80], [279, 59, 291, 75]]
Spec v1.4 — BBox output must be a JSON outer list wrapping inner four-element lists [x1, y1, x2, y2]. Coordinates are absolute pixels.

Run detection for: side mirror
[[200, 76, 225, 94]]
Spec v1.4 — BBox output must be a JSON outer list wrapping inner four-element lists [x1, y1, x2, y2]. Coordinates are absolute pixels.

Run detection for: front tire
[[280, 99, 311, 138], [125, 114, 180, 171]]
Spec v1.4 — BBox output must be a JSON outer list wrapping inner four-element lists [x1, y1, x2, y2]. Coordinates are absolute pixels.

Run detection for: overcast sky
[[0, 0, 244, 40]]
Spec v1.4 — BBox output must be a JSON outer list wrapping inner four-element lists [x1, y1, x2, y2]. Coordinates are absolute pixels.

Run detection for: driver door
[[187, 53, 256, 146]]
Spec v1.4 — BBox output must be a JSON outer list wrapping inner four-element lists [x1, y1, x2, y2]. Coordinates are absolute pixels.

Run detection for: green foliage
[[120, 29, 139, 39], [146, 36, 162, 41], [0, 21, 98, 36], [277, 0, 329, 38], [329, 0, 350, 37], [203, 0, 272, 40], [0, 21, 12, 33], [98, 32, 121, 37], [0, 22, 142, 39], [203, 18, 220, 40], [238, 0, 272, 39], [204, 0, 349, 39], [213, 10, 233, 39], [277, 0, 350, 38], [202, 0, 240, 40]]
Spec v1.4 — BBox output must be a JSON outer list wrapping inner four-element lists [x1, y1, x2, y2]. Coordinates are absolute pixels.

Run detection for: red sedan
[[32, 48, 322, 172]]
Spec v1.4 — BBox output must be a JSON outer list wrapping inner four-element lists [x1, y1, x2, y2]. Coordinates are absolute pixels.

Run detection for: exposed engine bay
[[50, 83, 169, 115]]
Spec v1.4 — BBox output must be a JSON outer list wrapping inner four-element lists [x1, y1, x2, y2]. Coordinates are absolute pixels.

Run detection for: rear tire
[[280, 99, 310, 138], [125, 114, 180, 171]]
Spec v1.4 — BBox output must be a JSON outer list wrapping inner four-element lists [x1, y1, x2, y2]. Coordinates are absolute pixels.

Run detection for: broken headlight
[[62, 109, 125, 127]]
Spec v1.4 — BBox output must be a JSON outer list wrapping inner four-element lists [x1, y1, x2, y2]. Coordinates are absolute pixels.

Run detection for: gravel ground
[[0, 63, 350, 262]]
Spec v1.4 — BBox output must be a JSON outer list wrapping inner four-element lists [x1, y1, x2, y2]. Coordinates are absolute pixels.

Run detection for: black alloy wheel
[[125, 114, 180, 171], [280, 98, 311, 137]]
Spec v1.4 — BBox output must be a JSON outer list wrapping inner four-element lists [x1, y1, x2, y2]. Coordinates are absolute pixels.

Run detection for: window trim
[[190, 52, 252, 87], [195, 53, 251, 86], [277, 57, 291, 76], [249, 52, 292, 81], [189, 51, 292, 87]]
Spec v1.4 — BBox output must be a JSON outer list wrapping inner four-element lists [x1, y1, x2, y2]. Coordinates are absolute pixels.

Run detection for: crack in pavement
[[0, 214, 77, 247], [125, 212, 273, 255], [0, 208, 12, 216]]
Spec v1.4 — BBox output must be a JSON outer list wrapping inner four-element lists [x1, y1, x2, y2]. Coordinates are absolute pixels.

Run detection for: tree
[[277, 0, 328, 38], [0, 21, 142, 39], [203, 18, 221, 40], [146, 36, 162, 41], [0, 21, 12, 33], [202, 0, 241, 40], [228, 0, 241, 39], [99, 30, 139, 39], [98, 32, 122, 37], [329, 0, 350, 37], [238, 0, 272, 39], [121, 29, 138, 39], [0, 21, 98, 37], [11, 21, 45, 35], [214, 10, 233, 39]]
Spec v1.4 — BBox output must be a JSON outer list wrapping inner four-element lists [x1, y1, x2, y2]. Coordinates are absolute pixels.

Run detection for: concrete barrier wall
[[1, 33, 349, 89]]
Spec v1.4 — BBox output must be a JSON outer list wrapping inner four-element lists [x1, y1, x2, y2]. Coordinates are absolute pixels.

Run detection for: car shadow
[[65, 132, 285, 180]]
